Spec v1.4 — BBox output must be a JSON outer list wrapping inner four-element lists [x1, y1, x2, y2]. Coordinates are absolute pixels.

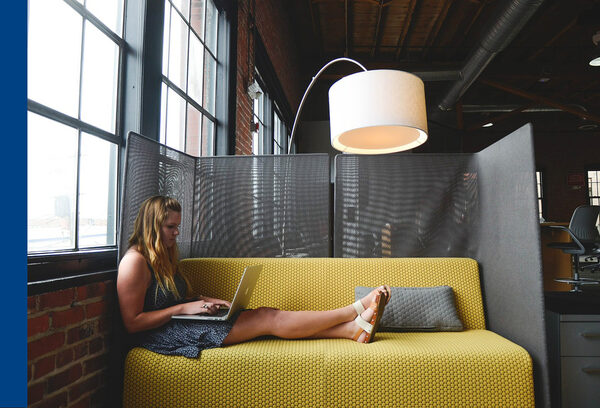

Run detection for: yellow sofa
[[123, 258, 534, 407]]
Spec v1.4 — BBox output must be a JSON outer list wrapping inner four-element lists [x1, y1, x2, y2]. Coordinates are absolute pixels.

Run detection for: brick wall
[[27, 281, 116, 408], [235, 0, 304, 155]]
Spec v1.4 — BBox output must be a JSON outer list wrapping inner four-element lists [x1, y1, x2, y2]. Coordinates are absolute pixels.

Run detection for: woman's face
[[160, 211, 181, 248]]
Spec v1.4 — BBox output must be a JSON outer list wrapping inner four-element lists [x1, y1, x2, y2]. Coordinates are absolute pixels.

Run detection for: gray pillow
[[354, 286, 463, 332]]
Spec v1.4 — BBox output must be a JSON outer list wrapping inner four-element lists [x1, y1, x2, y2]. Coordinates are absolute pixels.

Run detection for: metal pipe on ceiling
[[437, 0, 545, 111]]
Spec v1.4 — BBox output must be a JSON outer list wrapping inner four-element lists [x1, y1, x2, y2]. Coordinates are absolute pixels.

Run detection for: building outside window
[[536, 171, 544, 220], [588, 169, 600, 206], [160, 0, 219, 157], [251, 70, 289, 155], [27, 0, 124, 254]]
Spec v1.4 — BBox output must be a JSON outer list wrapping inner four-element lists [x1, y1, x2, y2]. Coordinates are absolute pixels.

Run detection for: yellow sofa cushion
[[180, 257, 486, 330], [123, 330, 533, 408]]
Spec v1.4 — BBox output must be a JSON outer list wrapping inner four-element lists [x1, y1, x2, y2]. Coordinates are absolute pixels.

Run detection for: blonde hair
[[128, 195, 188, 299]]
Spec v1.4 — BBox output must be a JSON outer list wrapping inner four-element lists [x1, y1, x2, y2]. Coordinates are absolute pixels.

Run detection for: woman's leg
[[222, 287, 385, 345]]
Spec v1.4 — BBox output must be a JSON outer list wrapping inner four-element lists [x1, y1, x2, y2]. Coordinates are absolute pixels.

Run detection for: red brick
[[67, 322, 95, 344], [85, 300, 107, 319], [32, 390, 67, 408], [28, 332, 65, 361], [46, 364, 83, 394], [27, 381, 46, 405], [33, 355, 55, 379], [52, 306, 85, 329], [28, 296, 38, 314], [39, 288, 75, 310], [76, 282, 107, 301], [28, 314, 50, 337], [28, 363, 32, 382], [56, 348, 73, 368], [88, 337, 103, 354], [73, 342, 88, 359], [68, 396, 90, 408], [83, 353, 108, 376], [68, 373, 99, 401]]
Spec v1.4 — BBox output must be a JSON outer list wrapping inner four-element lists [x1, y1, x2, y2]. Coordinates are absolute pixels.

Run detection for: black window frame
[[27, 0, 237, 294], [586, 166, 600, 206]]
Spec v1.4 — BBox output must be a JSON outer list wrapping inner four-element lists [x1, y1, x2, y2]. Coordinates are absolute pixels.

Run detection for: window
[[588, 169, 600, 205], [536, 171, 544, 220], [160, 0, 219, 156], [27, 0, 124, 254], [251, 71, 290, 155], [252, 83, 266, 155]]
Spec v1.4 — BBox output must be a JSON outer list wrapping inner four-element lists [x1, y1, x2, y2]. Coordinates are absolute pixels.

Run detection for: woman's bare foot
[[355, 285, 391, 316]]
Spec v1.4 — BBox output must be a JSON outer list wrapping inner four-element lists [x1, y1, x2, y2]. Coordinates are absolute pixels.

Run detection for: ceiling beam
[[422, 0, 453, 59], [345, 0, 352, 57], [394, 0, 418, 60], [480, 79, 600, 125], [371, 0, 385, 59], [466, 103, 536, 131], [526, 17, 577, 62], [308, 0, 324, 59], [458, 0, 487, 49]]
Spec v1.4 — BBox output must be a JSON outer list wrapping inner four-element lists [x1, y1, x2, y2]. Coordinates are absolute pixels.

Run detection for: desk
[[541, 223, 572, 292], [545, 292, 600, 408]]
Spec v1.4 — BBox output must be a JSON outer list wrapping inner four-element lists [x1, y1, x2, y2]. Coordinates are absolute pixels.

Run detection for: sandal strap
[[352, 300, 365, 316], [354, 315, 373, 334]]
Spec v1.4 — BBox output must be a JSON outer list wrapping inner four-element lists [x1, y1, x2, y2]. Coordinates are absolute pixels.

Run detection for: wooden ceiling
[[285, 0, 600, 148]]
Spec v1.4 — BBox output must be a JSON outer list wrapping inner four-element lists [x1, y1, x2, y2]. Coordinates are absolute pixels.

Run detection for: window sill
[[28, 248, 118, 295]]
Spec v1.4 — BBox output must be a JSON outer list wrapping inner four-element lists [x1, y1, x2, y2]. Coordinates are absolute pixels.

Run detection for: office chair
[[547, 205, 600, 292]]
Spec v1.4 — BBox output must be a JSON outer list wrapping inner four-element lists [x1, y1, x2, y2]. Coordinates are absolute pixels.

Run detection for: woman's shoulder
[[118, 249, 150, 277]]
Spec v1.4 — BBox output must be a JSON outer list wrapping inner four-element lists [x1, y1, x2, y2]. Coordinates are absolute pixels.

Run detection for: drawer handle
[[582, 367, 600, 375], [580, 332, 600, 338]]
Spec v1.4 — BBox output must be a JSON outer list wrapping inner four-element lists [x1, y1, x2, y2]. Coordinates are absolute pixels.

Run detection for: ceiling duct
[[437, 0, 545, 111]]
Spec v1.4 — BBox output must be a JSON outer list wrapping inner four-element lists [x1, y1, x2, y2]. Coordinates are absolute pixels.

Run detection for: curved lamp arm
[[287, 57, 367, 154]]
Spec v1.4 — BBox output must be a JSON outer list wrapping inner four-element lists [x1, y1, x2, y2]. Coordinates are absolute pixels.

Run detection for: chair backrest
[[569, 205, 600, 243]]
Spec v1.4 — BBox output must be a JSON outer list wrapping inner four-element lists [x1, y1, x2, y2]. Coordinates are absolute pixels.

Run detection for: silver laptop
[[171, 265, 262, 321]]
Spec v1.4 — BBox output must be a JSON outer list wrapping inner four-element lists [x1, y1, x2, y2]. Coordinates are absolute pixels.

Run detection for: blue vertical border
[[1, 1, 26, 407]]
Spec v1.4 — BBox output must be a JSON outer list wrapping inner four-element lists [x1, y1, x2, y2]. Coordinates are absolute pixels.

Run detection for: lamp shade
[[329, 69, 428, 154]]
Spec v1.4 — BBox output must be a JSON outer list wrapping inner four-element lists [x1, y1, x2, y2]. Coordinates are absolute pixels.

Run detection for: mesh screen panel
[[335, 154, 479, 258], [191, 154, 330, 257], [119, 133, 196, 259], [119, 133, 330, 260]]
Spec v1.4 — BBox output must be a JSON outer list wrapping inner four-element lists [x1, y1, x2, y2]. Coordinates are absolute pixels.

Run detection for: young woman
[[117, 195, 390, 357]]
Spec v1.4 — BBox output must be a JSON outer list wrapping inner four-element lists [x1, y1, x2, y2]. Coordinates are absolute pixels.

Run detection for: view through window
[[27, 0, 124, 253], [160, 0, 219, 157]]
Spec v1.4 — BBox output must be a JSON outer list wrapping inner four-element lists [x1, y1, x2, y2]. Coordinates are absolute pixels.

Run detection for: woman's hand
[[179, 297, 232, 315], [200, 296, 231, 309]]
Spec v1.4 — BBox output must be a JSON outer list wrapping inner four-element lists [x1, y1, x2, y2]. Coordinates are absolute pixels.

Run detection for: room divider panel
[[334, 124, 549, 407], [119, 132, 330, 260]]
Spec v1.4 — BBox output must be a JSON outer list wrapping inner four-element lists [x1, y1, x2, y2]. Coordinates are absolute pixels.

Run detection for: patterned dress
[[132, 269, 238, 358]]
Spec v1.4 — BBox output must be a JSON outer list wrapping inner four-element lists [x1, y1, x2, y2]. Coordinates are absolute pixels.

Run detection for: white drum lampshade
[[329, 70, 428, 154]]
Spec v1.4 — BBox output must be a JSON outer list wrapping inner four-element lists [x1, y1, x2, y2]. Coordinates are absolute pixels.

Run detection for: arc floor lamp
[[287, 57, 429, 155]]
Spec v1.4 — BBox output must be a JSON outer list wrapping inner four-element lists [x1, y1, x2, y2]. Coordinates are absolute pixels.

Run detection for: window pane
[[162, 2, 171, 77], [160, 82, 168, 144], [165, 87, 187, 151], [28, 113, 78, 252], [28, 0, 82, 117], [168, 9, 189, 91], [80, 21, 119, 133], [205, 0, 218, 54], [202, 116, 215, 156], [190, 0, 205, 40], [203, 53, 217, 114], [79, 134, 118, 248], [188, 33, 204, 105], [86, 0, 124, 36], [186, 104, 202, 156], [171, 0, 190, 22]]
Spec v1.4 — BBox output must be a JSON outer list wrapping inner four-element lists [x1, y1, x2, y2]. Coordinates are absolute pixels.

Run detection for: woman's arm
[[116, 251, 222, 333]]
